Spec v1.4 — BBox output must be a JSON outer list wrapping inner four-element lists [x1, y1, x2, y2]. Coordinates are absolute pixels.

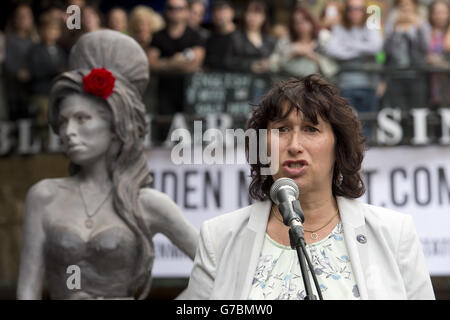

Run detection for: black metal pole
[[289, 226, 316, 300]]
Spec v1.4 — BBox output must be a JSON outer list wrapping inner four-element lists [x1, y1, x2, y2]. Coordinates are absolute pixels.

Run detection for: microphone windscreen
[[270, 177, 299, 205]]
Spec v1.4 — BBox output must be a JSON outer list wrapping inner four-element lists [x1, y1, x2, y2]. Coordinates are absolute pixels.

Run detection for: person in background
[[82, 5, 103, 33], [129, 5, 160, 52], [204, 0, 237, 71], [384, 0, 429, 28], [269, 5, 338, 80], [67, 0, 86, 10], [445, 19, 450, 52], [320, 1, 342, 30], [383, 0, 430, 110], [271, 23, 289, 41], [107, 7, 128, 34], [224, 0, 276, 74], [300, 0, 330, 20], [128, 5, 165, 115], [317, 1, 342, 47], [4, 3, 38, 121], [27, 13, 67, 128], [148, 0, 205, 117], [42, 4, 67, 26], [0, 30, 6, 120], [426, 0, 450, 108], [188, 0, 210, 41], [324, 0, 383, 138]]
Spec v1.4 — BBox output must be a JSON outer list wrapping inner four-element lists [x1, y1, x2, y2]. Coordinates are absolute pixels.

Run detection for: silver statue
[[17, 30, 198, 299]]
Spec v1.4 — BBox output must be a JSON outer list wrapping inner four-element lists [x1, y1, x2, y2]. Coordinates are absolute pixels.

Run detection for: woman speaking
[[183, 75, 434, 300]]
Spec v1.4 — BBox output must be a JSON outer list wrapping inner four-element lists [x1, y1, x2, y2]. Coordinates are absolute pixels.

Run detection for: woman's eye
[[76, 114, 90, 123], [277, 126, 289, 133], [304, 126, 319, 133]]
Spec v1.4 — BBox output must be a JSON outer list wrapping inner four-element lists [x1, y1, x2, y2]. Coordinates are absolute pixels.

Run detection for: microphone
[[270, 177, 320, 300], [270, 177, 304, 228]]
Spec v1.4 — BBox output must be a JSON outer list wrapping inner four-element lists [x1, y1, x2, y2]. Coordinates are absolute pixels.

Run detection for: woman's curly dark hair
[[245, 74, 366, 201]]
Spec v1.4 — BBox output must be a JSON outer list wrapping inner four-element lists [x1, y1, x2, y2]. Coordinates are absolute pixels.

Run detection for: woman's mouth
[[67, 142, 83, 152], [282, 160, 308, 176]]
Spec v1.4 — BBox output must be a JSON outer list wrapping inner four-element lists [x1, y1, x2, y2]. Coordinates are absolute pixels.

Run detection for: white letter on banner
[[47, 128, 63, 152], [411, 108, 430, 145], [438, 108, 450, 145], [143, 114, 153, 148], [377, 108, 403, 145], [0, 121, 13, 155], [17, 119, 41, 154]]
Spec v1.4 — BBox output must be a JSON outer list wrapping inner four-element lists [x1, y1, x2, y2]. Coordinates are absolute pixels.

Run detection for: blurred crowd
[[0, 0, 449, 131]]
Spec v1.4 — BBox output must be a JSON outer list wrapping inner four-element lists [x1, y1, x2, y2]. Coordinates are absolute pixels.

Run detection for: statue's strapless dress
[[44, 224, 151, 299]]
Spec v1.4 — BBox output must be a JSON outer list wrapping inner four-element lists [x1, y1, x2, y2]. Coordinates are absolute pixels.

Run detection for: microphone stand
[[280, 200, 320, 300]]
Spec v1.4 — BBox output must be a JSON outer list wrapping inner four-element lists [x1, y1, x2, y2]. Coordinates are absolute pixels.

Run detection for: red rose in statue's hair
[[82, 67, 115, 99]]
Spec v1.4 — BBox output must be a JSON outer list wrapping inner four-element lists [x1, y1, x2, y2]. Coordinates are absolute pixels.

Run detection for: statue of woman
[[17, 30, 198, 300]]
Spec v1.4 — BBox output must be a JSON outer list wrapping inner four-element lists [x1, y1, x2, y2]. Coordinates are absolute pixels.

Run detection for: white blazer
[[182, 196, 435, 300]]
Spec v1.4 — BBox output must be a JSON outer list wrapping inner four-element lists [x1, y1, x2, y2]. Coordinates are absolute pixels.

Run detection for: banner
[[147, 146, 450, 277]]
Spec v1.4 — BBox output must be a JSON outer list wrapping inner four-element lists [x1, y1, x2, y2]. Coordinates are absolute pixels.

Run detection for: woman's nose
[[62, 119, 77, 139], [287, 130, 304, 155]]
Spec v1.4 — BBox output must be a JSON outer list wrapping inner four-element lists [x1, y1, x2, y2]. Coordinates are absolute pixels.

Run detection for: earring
[[337, 172, 343, 186]]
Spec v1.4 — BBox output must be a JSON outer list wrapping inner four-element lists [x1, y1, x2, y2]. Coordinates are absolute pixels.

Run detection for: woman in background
[[129, 5, 165, 52], [383, 0, 430, 110], [107, 7, 129, 34], [224, 0, 276, 74], [426, 0, 450, 108], [4, 3, 38, 120], [269, 5, 338, 80], [27, 13, 67, 128]]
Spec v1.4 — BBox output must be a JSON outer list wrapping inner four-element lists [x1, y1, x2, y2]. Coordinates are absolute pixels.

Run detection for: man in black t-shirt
[[204, 0, 237, 71], [148, 0, 205, 120], [188, 0, 210, 42]]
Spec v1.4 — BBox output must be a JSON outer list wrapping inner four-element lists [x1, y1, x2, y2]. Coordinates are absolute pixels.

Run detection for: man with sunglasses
[[148, 0, 205, 120]]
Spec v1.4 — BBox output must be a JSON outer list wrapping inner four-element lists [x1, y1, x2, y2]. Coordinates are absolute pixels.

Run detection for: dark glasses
[[167, 5, 187, 11], [347, 6, 365, 11]]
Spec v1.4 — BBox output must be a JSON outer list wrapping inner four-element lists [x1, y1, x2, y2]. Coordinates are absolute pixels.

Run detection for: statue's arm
[[140, 189, 199, 260], [17, 181, 50, 299]]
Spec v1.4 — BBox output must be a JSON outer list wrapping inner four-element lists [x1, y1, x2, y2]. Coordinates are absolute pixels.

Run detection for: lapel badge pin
[[357, 234, 367, 244]]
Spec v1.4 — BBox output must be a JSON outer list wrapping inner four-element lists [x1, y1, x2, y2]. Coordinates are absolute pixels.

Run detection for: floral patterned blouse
[[248, 221, 361, 300]]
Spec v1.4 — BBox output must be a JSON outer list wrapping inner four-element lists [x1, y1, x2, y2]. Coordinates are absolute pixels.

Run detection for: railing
[[0, 66, 449, 155]]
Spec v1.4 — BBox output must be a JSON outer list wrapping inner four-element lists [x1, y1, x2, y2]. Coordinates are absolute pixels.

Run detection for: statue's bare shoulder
[[139, 187, 174, 207], [29, 176, 75, 199], [138, 187, 199, 259], [26, 179, 59, 206], [138, 188, 179, 227], [25, 178, 74, 220]]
